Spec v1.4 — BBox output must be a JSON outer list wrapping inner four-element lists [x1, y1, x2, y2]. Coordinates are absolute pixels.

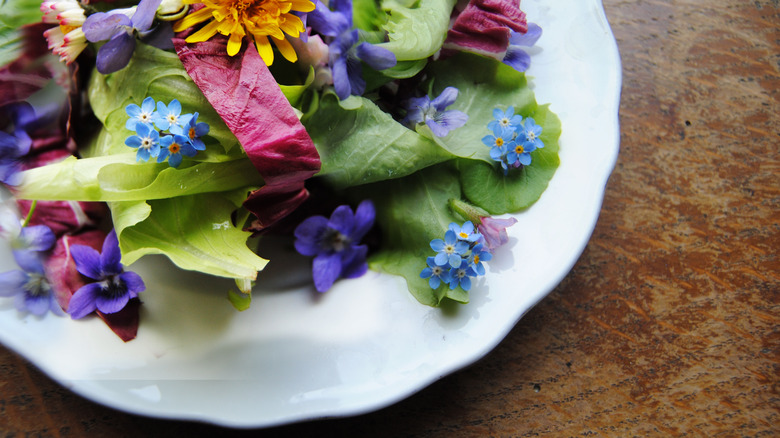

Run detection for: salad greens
[[3, 0, 560, 335]]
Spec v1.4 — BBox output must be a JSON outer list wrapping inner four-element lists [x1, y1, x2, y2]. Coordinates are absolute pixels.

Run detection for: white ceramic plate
[[0, 0, 620, 428]]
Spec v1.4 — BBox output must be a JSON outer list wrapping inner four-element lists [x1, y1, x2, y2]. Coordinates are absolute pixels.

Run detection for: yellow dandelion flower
[[173, 0, 316, 65]]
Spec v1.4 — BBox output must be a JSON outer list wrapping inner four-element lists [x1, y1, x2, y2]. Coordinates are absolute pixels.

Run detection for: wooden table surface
[[2, 1, 778, 436]]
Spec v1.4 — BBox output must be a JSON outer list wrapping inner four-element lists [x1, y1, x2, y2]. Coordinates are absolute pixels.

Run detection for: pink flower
[[478, 216, 518, 251]]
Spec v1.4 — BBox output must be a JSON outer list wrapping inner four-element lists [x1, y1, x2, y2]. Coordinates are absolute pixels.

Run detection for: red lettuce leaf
[[444, 0, 528, 56], [173, 38, 321, 231], [44, 230, 140, 342]]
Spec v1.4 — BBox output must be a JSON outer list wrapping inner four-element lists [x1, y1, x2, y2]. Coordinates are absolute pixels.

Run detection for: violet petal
[[331, 57, 351, 100], [346, 55, 365, 96], [351, 200, 375, 241], [328, 204, 355, 237], [431, 87, 459, 111], [19, 225, 56, 252], [96, 32, 136, 74], [312, 252, 342, 292], [70, 244, 102, 279], [340, 245, 368, 279], [131, 0, 163, 32], [355, 42, 396, 70], [83, 12, 132, 42], [0, 270, 26, 296], [119, 271, 145, 296], [502, 47, 531, 72], [12, 250, 45, 275], [68, 282, 101, 319], [25, 294, 50, 316], [308, 1, 350, 37], [509, 23, 542, 47], [95, 291, 130, 314], [100, 230, 123, 275]]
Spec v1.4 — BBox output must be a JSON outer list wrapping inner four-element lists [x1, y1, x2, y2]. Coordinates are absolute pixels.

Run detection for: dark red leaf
[[444, 0, 529, 56], [173, 38, 321, 231]]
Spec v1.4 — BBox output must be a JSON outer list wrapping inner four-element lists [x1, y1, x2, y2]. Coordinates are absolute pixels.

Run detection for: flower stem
[[448, 198, 489, 225], [22, 200, 37, 228]]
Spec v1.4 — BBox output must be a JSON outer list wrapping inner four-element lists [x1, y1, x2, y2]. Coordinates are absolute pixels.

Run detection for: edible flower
[[0, 103, 34, 185], [518, 117, 545, 151], [502, 23, 542, 73], [468, 243, 492, 276], [125, 96, 157, 130], [448, 221, 481, 243], [447, 198, 518, 251], [448, 259, 477, 291], [124, 123, 161, 162], [41, 0, 88, 64], [67, 230, 145, 319], [0, 218, 61, 316], [506, 138, 536, 167], [294, 200, 375, 292], [488, 106, 523, 133], [170, 112, 210, 151], [478, 217, 517, 250], [158, 133, 196, 168], [482, 125, 515, 151], [152, 99, 188, 131], [431, 229, 469, 268], [0, 256, 61, 316], [308, 0, 396, 100], [420, 256, 451, 289], [82, 0, 162, 74], [173, 0, 316, 64], [403, 87, 469, 138]]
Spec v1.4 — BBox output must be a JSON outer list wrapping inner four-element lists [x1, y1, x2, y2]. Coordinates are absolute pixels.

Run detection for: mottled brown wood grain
[[1, 0, 778, 436]]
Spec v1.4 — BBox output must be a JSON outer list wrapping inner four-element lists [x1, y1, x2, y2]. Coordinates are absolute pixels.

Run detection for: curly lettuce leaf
[[89, 42, 241, 154], [377, 0, 458, 61], [110, 188, 267, 281], [305, 93, 453, 189], [18, 153, 262, 201]]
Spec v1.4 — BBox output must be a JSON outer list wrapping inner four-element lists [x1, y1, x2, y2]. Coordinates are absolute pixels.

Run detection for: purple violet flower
[[82, 0, 162, 74], [403, 87, 469, 137], [0, 102, 35, 185], [67, 230, 145, 319], [308, 0, 396, 100], [294, 200, 375, 292], [0, 256, 62, 316], [503, 23, 542, 73], [0, 222, 60, 316]]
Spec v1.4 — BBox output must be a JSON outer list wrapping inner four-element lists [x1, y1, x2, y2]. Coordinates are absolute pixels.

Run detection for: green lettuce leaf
[[419, 53, 537, 163], [110, 188, 267, 281], [88, 42, 241, 154], [377, 0, 458, 61], [305, 93, 453, 189], [351, 164, 466, 306], [459, 103, 561, 213]]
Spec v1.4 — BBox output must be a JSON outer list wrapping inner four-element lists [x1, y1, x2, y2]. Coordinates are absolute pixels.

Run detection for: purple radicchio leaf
[[443, 0, 528, 58], [173, 38, 321, 231]]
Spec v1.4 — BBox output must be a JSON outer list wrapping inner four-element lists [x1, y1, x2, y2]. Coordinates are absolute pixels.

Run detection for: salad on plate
[[0, 0, 559, 341]]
